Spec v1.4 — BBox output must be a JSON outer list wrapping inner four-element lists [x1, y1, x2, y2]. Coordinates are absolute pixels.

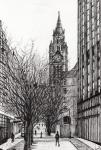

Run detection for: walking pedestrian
[[55, 131, 60, 146], [11, 132, 15, 142]]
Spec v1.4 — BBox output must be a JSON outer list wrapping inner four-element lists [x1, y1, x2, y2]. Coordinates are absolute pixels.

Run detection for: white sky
[[0, 0, 77, 69]]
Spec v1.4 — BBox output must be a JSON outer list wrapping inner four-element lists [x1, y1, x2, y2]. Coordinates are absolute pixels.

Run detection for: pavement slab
[[2, 134, 101, 150], [0, 133, 23, 150], [32, 141, 77, 150], [77, 138, 101, 150]]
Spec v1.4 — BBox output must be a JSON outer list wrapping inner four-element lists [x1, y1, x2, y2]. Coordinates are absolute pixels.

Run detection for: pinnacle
[[57, 11, 62, 28], [53, 11, 64, 36]]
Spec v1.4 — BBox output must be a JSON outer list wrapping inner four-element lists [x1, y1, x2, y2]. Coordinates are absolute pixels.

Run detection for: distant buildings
[[49, 12, 77, 137], [33, 121, 46, 137], [77, 0, 101, 142]]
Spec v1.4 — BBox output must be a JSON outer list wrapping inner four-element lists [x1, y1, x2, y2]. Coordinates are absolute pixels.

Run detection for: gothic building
[[49, 12, 77, 137], [49, 12, 68, 86], [77, 0, 101, 142]]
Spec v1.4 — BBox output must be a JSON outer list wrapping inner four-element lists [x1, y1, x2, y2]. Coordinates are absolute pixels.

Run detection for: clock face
[[53, 54, 61, 62]]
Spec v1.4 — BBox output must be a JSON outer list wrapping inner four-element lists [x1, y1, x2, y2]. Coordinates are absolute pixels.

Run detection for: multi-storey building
[[0, 20, 20, 144], [77, 0, 101, 142], [49, 12, 77, 137]]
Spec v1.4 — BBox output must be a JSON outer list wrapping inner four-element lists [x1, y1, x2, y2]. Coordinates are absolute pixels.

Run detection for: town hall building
[[49, 12, 77, 137]]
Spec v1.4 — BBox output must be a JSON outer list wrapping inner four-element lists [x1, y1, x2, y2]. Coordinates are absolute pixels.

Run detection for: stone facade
[[59, 64, 77, 137], [77, 0, 101, 142]]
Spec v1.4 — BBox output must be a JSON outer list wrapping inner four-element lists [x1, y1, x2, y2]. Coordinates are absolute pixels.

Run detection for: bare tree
[[0, 43, 48, 150], [0, 22, 49, 149]]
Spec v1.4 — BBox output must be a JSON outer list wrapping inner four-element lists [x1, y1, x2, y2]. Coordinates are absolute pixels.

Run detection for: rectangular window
[[93, 82, 94, 89], [97, 1, 100, 12], [88, 74, 90, 84], [97, 13, 100, 20], [87, 9, 90, 16], [97, 19, 100, 26], [97, 27, 100, 34], [87, 3, 90, 10], [88, 64, 90, 73], [92, 46, 94, 55], [87, 35, 90, 42], [88, 85, 90, 97], [63, 116, 71, 124], [87, 29, 90, 35], [92, 38, 95, 45], [87, 42, 90, 50], [91, 6, 94, 17], [97, 34, 100, 41], [98, 69, 100, 77]]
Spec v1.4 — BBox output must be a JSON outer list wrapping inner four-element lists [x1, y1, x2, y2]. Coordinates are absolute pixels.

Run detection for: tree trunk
[[24, 121, 32, 150], [47, 127, 51, 136], [31, 123, 33, 144], [46, 118, 51, 136]]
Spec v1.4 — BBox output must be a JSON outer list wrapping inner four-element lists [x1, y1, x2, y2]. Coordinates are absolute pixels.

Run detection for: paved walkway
[[33, 140, 77, 150], [8, 138, 77, 150], [1, 133, 101, 150], [0, 133, 23, 150]]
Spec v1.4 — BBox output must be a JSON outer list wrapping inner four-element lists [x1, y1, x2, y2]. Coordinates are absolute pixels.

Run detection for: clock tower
[[49, 12, 68, 86]]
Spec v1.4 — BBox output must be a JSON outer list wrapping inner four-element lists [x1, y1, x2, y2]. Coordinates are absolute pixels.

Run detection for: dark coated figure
[[11, 132, 15, 142], [35, 130, 37, 135], [40, 131, 42, 138], [55, 131, 60, 146]]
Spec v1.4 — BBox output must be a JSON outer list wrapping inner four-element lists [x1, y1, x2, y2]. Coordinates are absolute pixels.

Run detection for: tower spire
[[57, 11, 61, 28], [53, 11, 64, 36], [58, 11, 60, 17]]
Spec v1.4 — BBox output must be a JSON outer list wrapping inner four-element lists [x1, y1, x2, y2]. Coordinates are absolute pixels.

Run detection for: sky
[[0, 0, 77, 69]]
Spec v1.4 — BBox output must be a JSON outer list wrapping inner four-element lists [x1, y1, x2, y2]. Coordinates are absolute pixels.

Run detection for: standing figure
[[35, 130, 37, 135], [55, 131, 60, 146], [40, 131, 42, 138], [11, 132, 15, 142]]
